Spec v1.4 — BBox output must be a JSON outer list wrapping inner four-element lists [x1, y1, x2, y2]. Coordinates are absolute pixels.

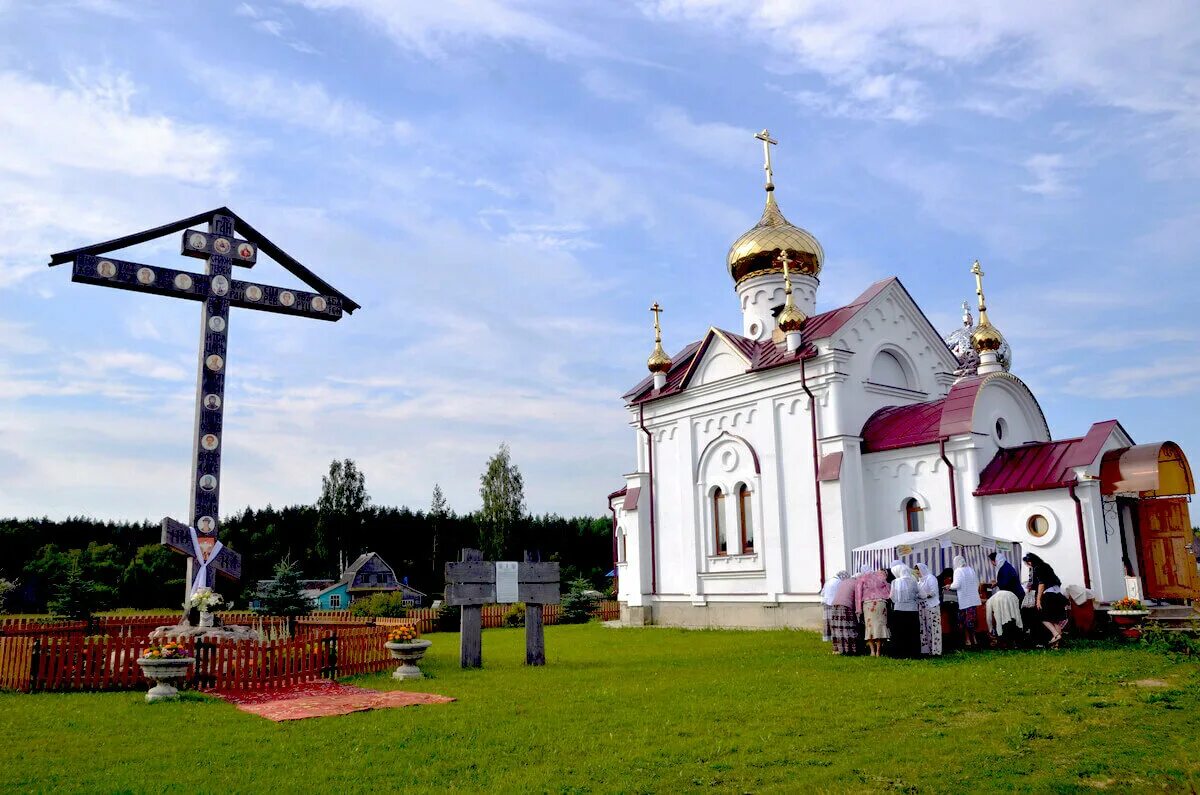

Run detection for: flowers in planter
[[186, 587, 224, 612], [141, 641, 190, 660], [388, 625, 419, 644], [1110, 597, 1147, 612]]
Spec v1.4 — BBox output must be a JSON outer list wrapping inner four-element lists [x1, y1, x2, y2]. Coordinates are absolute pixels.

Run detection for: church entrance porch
[[1101, 442, 1198, 602]]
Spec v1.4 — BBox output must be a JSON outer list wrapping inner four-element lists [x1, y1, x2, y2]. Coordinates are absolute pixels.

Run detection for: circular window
[[748, 321, 761, 338], [995, 417, 1008, 442], [1027, 514, 1049, 538]]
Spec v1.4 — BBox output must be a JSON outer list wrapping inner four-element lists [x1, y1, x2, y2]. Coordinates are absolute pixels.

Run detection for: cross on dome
[[754, 129, 778, 191]]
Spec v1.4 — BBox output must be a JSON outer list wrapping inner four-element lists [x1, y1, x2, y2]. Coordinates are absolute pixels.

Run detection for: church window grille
[[904, 498, 923, 533], [713, 489, 727, 555], [738, 483, 755, 554]]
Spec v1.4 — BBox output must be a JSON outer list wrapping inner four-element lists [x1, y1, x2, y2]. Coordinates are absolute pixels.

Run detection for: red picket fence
[[0, 627, 395, 693]]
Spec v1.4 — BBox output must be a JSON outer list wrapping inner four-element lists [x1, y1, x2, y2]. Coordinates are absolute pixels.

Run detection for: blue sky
[[1, 0, 1197, 521]]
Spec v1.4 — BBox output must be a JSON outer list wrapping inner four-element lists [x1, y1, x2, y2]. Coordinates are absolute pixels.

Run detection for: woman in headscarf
[[949, 554, 982, 648], [938, 566, 958, 651], [829, 569, 859, 655], [888, 563, 920, 658], [1023, 552, 1069, 648], [988, 550, 1025, 601], [854, 562, 891, 657], [820, 571, 849, 641], [914, 562, 943, 657]]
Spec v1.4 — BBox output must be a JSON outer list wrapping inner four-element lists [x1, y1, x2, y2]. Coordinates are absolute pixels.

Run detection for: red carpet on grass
[[213, 680, 455, 721]]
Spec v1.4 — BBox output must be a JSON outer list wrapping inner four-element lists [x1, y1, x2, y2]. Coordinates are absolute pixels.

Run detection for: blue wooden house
[[313, 552, 426, 608]]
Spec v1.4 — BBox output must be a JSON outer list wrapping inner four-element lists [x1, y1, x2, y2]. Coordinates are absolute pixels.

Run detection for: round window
[[748, 321, 761, 338], [1027, 514, 1049, 538], [995, 417, 1008, 441]]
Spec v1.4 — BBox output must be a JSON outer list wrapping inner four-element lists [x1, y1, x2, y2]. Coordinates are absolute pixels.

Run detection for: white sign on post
[[496, 561, 519, 604]]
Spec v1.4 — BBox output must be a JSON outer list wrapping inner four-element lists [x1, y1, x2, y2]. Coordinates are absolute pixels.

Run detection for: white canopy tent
[[851, 527, 1022, 581]]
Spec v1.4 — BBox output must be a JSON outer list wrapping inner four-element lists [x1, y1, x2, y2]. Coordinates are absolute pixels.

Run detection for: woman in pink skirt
[[854, 563, 892, 657]]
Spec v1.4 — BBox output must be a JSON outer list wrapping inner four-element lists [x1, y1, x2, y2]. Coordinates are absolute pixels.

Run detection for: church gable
[[834, 279, 960, 391], [681, 329, 754, 389]]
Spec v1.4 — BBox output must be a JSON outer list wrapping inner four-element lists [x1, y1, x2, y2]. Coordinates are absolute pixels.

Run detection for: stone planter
[[137, 657, 194, 702], [385, 640, 432, 680], [1109, 610, 1150, 639]]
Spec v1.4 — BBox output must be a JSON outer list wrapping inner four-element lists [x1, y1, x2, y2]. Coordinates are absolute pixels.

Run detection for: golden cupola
[[647, 302, 672, 375], [969, 259, 1010, 374], [776, 252, 806, 333], [727, 129, 824, 286]]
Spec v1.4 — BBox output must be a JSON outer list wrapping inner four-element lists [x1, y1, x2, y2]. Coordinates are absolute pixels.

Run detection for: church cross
[[755, 128, 778, 189], [52, 210, 354, 604], [971, 259, 990, 319], [649, 302, 664, 342]]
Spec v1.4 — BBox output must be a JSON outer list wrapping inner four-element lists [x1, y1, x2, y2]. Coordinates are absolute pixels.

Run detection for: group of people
[[821, 550, 1072, 657]]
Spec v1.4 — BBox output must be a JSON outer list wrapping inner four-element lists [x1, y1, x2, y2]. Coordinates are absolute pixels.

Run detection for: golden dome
[[970, 320, 1004, 353], [647, 301, 672, 374], [647, 341, 672, 374], [778, 301, 806, 333], [727, 192, 824, 285]]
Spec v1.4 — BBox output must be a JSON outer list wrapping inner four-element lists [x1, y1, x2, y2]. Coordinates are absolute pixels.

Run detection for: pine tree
[[254, 557, 314, 633], [48, 562, 99, 621], [478, 443, 525, 560], [430, 483, 448, 573]]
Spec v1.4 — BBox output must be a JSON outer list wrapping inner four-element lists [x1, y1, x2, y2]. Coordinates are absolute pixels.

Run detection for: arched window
[[617, 530, 627, 563], [713, 488, 727, 555], [738, 483, 755, 554], [870, 349, 913, 389], [904, 498, 923, 533]]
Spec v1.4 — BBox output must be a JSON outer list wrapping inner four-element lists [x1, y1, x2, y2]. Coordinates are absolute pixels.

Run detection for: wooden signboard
[[445, 548, 560, 668]]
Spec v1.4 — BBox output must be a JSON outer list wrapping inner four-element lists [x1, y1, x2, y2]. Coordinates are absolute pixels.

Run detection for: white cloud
[[292, 0, 599, 60], [1020, 153, 1072, 197], [0, 68, 232, 185], [1060, 357, 1200, 399], [649, 108, 747, 165]]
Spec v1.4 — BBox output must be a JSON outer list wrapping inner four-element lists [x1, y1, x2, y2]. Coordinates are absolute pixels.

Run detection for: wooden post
[[525, 551, 545, 666], [459, 548, 483, 669]]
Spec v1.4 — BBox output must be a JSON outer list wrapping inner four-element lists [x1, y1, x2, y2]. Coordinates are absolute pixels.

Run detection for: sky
[[0, 0, 1197, 522]]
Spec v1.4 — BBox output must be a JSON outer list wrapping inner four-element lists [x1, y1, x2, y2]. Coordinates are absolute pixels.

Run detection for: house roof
[[860, 376, 989, 452], [624, 278, 902, 404], [337, 552, 389, 585], [974, 420, 1124, 496], [47, 206, 359, 312]]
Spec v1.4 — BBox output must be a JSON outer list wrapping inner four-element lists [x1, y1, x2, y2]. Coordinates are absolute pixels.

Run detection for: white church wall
[[982, 490, 1089, 589], [971, 378, 1051, 446], [775, 394, 822, 595], [861, 446, 955, 539]]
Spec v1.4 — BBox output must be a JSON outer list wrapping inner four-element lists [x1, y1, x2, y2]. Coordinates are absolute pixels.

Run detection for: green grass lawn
[[2, 625, 1199, 793]]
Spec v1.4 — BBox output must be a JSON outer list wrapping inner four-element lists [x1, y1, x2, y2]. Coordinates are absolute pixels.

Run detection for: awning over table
[[1100, 442, 1195, 498], [851, 527, 1022, 582]]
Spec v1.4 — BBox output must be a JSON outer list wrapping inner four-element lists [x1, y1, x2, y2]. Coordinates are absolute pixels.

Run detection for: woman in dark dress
[[1023, 553, 1069, 648], [989, 550, 1025, 601]]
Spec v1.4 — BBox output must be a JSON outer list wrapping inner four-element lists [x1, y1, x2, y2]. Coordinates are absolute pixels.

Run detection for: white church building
[[608, 132, 1196, 629]]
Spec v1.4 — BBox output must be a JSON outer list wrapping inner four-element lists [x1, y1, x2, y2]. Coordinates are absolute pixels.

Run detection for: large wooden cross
[[49, 208, 356, 605], [445, 549, 560, 667]]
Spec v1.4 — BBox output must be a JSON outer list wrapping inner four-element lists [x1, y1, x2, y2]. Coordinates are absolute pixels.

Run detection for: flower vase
[[199, 611, 214, 628], [385, 640, 432, 680], [1109, 610, 1149, 639], [137, 657, 195, 702]]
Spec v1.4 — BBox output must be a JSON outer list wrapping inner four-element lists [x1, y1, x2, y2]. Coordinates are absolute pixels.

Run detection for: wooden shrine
[[445, 549, 560, 668]]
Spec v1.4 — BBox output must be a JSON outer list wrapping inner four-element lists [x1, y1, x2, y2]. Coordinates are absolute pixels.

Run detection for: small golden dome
[[970, 321, 1004, 353], [778, 302, 806, 333], [647, 341, 672, 374], [727, 193, 824, 285]]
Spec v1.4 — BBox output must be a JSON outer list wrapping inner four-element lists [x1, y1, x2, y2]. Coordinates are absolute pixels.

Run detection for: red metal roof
[[860, 376, 987, 453], [625, 278, 901, 404], [974, 420, 1122, 495]]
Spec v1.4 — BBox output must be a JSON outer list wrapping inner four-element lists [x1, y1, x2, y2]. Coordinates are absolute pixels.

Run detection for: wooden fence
[[0, 627, 394, 693], [1, 602, 621, 638]]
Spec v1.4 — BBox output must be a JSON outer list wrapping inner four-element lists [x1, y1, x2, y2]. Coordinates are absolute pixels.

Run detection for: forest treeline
[[0, 506, 613, 612]]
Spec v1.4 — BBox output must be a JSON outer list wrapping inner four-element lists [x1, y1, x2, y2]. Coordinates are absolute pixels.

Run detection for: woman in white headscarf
[[914, 562, 942, 657], [829, 569, 859, 655], [820, 571, 849, 641], [949, 554, 982, 648], [888, 563, 920, 658], [855, 562, 891, 657]]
